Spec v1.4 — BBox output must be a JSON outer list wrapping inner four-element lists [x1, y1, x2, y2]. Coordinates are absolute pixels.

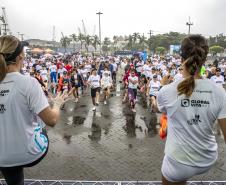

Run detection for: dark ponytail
[[177, 35, 209, 97], [0, 54, 7, 82]]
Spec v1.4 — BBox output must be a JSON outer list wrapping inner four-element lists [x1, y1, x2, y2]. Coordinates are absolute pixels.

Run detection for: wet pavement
[[1, 71, 226, 181]]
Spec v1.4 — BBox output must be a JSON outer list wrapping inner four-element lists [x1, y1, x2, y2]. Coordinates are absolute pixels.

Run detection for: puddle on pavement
[[141, 113, 158, 137], [88, 122, 101, 142], [73, 116, 86, 125], [65, 116, 86, 126], [63, 133, 72, 144]]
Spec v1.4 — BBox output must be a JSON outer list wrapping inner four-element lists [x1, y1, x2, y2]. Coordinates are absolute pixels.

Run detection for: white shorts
[[161, 155, 212, 182]]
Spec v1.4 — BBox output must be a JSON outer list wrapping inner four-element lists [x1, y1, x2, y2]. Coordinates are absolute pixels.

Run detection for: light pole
[[186, 16, 193, 35], [96, 11, 103, 54]]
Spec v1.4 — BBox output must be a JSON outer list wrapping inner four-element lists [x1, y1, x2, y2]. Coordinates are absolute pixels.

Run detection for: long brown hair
[[0, 35, 19, 82], [177, 35, 209, 97]]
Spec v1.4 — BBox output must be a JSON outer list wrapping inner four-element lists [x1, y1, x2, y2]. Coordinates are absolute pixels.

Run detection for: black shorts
[[91, 87, 100, 98], [72, 83, 80, 88], [150, 95, 156, 99]]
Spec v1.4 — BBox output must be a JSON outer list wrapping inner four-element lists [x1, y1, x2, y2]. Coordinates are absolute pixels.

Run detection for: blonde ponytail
[[0, 35, 20, 82]]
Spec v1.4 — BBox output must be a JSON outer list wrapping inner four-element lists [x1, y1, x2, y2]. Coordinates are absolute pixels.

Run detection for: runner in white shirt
[[57, 65, 67, 78], [101, 71, 113, 105], [210, 67, 225, 87], [173, 67, 183, 82], [87, 68, 101, 111], [0, 35, 59, 184], [156, 35, 226, 184], [128, 69, 139, 112], [40, 65, 48, 81], [147, 75, 161, 112]]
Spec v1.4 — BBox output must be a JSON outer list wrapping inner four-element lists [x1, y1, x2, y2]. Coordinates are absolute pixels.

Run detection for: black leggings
[[0, 130, 49, 185]]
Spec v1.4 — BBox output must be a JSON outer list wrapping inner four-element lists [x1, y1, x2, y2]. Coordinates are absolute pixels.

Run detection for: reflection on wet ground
[[53, 87, 160, 146]]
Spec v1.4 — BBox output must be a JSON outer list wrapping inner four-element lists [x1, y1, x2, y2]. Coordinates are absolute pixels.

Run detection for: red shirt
[[57, 62, 62, 69], [65, 64, 72, 72]]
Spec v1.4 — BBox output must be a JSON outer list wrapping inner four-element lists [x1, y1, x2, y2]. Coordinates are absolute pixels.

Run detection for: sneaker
[[132, 108, 136, 113], [92, 106, 96, 111], [104, 101, 107, 105], [74, 98, 78, 103], [96, 102, 99, 106]]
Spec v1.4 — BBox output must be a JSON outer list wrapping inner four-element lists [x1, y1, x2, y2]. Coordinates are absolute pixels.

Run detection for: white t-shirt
[[58, 68, 67, 77], [112, 63, 118, 72], [101, 76, 112, 88], [85, 64, 92, 73], [210, 75, 225, 86], [174, 73, 183, 82], [128, 76, 139, 89], [102, 70, 111, 77], [149, 80, 161, 96], [49, 64, 57, 73], [0, 72, 49, 167], [88, 75, 100, 89], [157, 79, 226, 167], [80, 69, 88, 79], [40, 69, 48, 81], [136, 61, 144, 73]]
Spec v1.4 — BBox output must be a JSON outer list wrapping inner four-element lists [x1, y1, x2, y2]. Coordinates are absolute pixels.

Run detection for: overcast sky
[[1, 0, 226, 41]]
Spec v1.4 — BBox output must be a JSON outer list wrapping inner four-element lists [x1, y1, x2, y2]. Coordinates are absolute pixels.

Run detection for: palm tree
[[138, 34, 147, 50], [84, 35, 93, 53], [113, 35, 119, 51], [102, 37, 111, 55], [125, 35, 133, 50], [60, 36, 71, 53], [78, 33, 85, 52], [132, 32, 140, 44], [70, 34, 78, 51], [91, 35, 100, 52]]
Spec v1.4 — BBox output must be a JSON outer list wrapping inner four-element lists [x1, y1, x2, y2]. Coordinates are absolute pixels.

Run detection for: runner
[[210, 67, 225, 87], [87, 68, 101, 111], [101, 69, 113, 105], [157, 34, 226, 185], [147, 74, 161, 112], [128, 69, 139, 112], [57, 71, 70, 110], [69, 69, 83, 103]]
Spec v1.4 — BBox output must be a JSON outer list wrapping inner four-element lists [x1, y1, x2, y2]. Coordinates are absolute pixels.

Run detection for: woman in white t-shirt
[[87, 68, 101, 111], [128, 69, 139, 112], [101, 68, 112, 105], [147, 75, 161, 112], [157, 35, 226, 185], [0, 35, 59, 185]]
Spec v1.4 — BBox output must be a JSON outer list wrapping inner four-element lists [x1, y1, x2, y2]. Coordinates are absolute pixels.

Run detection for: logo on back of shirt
[[187, 114, 202, 125], [0, 90, 9, 96], [181, 99, 190, 107], [181, 99, 210, 107], [0, 104, 6, 113]]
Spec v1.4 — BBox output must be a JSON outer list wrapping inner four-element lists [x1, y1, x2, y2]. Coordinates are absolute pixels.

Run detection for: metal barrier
[[0, 180, 226, 185]]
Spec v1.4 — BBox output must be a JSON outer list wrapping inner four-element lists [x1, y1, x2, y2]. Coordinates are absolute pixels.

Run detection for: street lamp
[[96, 11, 103, 55]]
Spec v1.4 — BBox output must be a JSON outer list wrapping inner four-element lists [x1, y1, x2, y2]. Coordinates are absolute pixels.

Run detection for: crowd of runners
[[21, 52, 226, 112], [1, 34, 226, 185]]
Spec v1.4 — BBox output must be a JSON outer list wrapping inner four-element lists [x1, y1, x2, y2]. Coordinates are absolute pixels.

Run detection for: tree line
[[60, 32, 226, 55]]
